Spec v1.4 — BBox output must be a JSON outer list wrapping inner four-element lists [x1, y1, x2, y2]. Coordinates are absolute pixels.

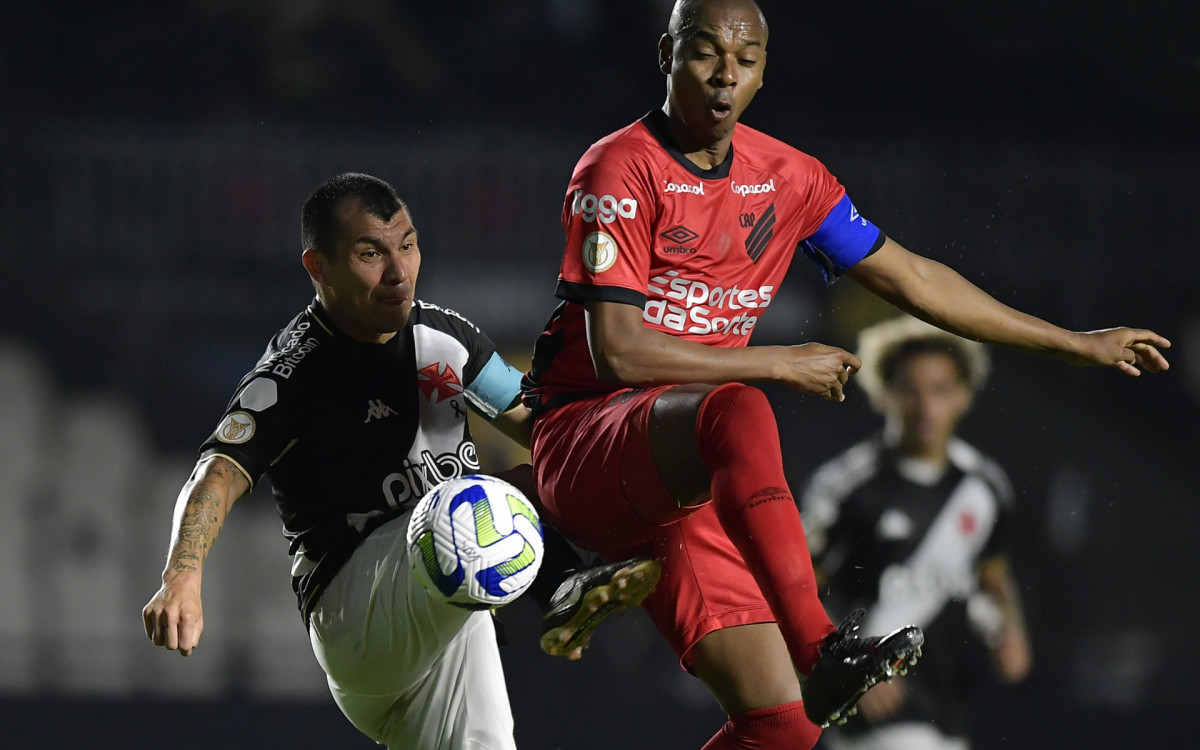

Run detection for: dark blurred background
[[1, 1, 1197, 748]]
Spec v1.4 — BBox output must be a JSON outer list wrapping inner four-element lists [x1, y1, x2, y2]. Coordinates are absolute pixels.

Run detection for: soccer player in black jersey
[[801, 316, 1032, 749], [141, 173, 658, 749]]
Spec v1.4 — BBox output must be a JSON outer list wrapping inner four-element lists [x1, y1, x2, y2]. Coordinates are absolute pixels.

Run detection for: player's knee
[[706, 700, 820, 750], [695, 383, 777, 458]]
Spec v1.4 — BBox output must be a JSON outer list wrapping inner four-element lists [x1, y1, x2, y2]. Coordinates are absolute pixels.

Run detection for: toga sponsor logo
[[571, 190, 638, 224], [216, 411, 255, 444], [582, 231, 618, 273], [731, 178, 776, 196]]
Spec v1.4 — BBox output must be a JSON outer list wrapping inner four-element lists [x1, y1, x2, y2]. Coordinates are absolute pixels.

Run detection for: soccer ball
[[407, 474, 544, 610]]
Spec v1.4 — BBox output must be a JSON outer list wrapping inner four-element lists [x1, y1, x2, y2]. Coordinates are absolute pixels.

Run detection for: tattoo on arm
[[168, 457, 238, 573]]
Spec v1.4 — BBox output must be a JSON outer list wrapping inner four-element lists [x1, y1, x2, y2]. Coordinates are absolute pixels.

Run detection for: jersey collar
[[640, 109, 734, 180]]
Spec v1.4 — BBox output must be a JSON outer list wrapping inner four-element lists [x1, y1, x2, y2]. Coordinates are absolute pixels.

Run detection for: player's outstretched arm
[[142, 454, 249, 656], [584, 299, 861, 400], [846, 238, 1171, 376]]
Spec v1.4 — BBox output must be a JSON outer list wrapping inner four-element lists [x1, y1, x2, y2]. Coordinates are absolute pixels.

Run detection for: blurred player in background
[[142, 173, 657, 750], [520, 0, 1169, 747], [801, 316, 1032, 750]]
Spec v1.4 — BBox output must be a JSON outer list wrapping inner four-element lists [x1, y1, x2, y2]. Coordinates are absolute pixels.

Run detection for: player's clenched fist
[[143, 577, 204, 657], [776, 343, 862, 401]]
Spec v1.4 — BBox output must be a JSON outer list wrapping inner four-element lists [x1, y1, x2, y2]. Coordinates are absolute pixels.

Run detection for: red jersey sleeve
[[556, 132, 658, 308]]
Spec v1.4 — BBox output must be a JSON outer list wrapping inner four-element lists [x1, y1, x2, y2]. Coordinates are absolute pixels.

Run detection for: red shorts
[[531, 387, 773, 670]]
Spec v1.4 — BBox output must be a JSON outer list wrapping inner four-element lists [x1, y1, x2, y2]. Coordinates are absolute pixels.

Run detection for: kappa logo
[[364, 399, 398, 423], [571, 190, 638, 224], [876, 508, 914, 541], [417, 362, 464, 402], [216, 411, 255, 444]]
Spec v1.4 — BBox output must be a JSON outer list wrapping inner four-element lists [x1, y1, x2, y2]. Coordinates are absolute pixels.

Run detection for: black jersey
[[800, 435, 1014, 738], [200, 300, 522, 622]]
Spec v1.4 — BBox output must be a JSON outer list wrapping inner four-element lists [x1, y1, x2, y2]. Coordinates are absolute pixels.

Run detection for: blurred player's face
[[303, 198, 421, 344], [883, 352, 972, 461], [660, 0, 767, 151]]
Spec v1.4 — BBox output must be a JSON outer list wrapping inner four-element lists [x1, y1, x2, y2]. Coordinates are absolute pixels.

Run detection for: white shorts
[[825, 723, 969, 750], [308, 512, 516, 750]]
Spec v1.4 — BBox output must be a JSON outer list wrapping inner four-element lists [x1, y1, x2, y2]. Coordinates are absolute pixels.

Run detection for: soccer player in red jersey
[[522, 0, 1171, 746]]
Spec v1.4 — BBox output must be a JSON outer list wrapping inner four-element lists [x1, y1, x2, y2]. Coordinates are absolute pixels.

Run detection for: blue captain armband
[[465, 352, 523, 419], [800, 193, 886, 285]]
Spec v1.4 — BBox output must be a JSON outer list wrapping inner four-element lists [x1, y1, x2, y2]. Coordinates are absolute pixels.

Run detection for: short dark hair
[[856, 315, 990, 412], [301, 173, 406, 258], [879, 337, 975, 388]]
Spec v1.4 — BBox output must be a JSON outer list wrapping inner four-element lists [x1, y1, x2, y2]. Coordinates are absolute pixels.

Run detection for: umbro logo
[[659, 225, 699, 255], [364, 399, 397, 423]]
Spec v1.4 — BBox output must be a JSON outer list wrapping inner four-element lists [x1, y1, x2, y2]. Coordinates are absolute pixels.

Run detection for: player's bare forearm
[[583, 299, 860, 399], [846, 239, 1170, 375], [162, 455, 248, 582], [143, 455, 248, 656], [848, 239, 1077, 353], [489, 404, 534, 450], [979, 556, 1032, 682]]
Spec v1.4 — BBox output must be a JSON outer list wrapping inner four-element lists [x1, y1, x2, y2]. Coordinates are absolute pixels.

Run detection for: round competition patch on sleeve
[[582, 231, 618, 273], [216, 411, 256, 444]]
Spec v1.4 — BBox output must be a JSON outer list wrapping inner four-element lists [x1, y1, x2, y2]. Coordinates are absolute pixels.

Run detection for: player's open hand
[[142, 576, 205, 657], [1068, 328, 1171, 376], [778, 343, 861, 401]]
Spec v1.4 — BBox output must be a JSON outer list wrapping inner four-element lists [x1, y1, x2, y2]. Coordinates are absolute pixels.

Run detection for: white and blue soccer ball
[[407, 474, 544, 610]]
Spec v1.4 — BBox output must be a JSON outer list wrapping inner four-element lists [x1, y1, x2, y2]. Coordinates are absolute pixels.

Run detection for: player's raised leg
[[647, 383, 923, 730]]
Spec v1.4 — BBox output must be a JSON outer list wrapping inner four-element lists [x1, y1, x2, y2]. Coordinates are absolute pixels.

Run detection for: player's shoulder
[[733, 122, 828, 175], [947, 438, 1014, 505], [410, 300, 498, 359], [803, 436, 885, 505], [411, 299, 485, 336], [246, 304, 335, 387], [574, 114, 667, 175]]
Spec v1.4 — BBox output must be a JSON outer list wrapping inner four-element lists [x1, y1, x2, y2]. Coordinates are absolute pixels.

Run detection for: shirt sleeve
[[556, 143, 657, 308], [198, 374, 294, 488], [980, 461, 1016, 559], [800, 193, 886, 285]]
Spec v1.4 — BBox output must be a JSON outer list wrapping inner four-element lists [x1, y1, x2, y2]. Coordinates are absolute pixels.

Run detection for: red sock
[[696, 383, 835, 674], [700, 700, 822, 750]]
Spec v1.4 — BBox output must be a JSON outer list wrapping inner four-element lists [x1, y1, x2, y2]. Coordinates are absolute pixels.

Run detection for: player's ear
[[302, 248, 329, 286], [658, 34, 674, 75]]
